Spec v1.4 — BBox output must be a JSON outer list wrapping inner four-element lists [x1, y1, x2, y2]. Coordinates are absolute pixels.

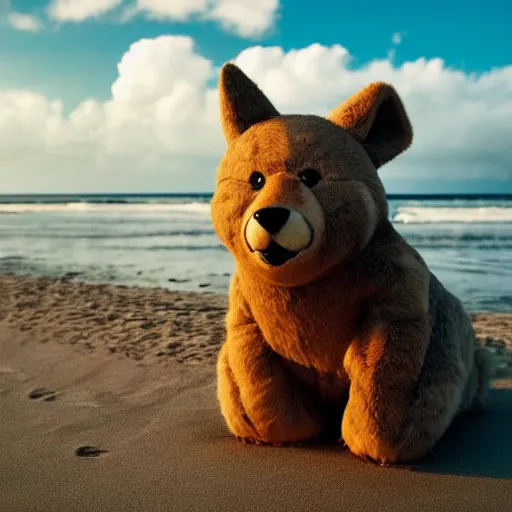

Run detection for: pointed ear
[[219, 63, 280, 144], [326, 82, 413, 168]]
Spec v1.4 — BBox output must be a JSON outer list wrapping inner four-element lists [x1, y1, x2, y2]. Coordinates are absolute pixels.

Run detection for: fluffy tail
[[471, 347, 495, 410]]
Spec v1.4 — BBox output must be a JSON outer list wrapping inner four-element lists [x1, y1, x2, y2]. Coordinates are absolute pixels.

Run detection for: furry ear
[[326, 82, 413, 168], [219, 63, 280, 144]]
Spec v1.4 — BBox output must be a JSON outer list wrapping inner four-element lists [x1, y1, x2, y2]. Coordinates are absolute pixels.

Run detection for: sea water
[[0, 194, 511, 312]]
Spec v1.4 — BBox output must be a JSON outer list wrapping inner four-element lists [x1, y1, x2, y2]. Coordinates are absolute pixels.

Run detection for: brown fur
[[211, 63, 492, 464]]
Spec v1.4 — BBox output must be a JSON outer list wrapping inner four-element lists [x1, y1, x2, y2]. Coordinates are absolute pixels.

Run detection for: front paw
[[256, 404, 324, 445], [341, 403, 399, 464], [227, 393, 323, 446], [222, 400, 322, 446], [217, 346, 322, 445], [235, 413, 330, 447]]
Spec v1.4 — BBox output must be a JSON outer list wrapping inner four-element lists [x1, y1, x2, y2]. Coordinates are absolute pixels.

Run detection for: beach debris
[[28, 388, 57, 400], [75, 446, 108, 458]]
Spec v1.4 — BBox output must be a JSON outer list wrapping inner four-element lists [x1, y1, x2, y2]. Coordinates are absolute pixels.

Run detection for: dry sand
[[1, 275, 511, 512]]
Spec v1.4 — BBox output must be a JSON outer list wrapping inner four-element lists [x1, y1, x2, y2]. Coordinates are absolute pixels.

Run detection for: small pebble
[[75, 446, 108, 458], [28, 388, 55, 400]]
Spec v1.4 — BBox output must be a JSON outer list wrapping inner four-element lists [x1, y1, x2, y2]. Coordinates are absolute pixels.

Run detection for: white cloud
[[392, 31, 405, 45], [133, 0, 280, 37], [233, 46, 512, 180], [208, 0, 280, 37], [40, 0, 281, 38], [1, 37, 511, 193], [7, 11, 42, 32], [135, 0, 209, 21], [388, 31, 407, 61], [48, 0, 123, 22]]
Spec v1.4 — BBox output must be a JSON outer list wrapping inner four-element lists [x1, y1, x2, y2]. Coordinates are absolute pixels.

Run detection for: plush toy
[[211, 63, 492, 464]]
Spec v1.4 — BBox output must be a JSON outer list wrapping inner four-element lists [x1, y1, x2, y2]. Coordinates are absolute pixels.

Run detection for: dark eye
[[249, 171, 265, 191], [298, 168, 321, 188]]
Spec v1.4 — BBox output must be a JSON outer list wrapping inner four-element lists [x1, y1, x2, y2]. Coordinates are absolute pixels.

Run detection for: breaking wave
[[0, 202, 211, 215], [393, 206, 512, 224]]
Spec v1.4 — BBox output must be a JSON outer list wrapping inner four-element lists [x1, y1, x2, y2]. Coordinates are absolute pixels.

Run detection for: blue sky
[[2, 0, 511, 108], [0, 0, 511, 193]]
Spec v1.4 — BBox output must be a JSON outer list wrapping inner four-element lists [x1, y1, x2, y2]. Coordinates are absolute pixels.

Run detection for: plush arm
[[341, 249, 434, 463], [217, 277, 324, 445]]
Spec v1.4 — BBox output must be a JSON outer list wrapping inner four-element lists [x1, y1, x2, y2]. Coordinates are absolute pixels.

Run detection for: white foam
[[393, 206, 512, 224], [3, 202, 511, 224], [0, 202, 211, 215]]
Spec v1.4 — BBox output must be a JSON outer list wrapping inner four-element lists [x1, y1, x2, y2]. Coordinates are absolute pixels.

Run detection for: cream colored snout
[[245, 206, 313, 253]]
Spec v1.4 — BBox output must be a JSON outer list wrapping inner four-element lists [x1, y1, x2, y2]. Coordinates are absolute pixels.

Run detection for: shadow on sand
[[293, 388, 512, 480], [413, 388, 512, 479]]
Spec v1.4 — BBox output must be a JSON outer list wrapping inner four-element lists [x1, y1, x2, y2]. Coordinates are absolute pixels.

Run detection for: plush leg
[[217, 323, 324, 445], [341, 318, 473, 464]]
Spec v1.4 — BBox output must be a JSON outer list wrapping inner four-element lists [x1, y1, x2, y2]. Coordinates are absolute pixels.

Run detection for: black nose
[[254, 207, 290, 235]]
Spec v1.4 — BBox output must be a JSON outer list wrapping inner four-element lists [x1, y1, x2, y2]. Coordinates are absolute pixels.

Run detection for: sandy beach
[[1, 274, 511, 511]]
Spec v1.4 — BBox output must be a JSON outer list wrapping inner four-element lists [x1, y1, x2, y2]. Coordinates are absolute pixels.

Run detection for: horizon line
[[1, 193, 512, 200]]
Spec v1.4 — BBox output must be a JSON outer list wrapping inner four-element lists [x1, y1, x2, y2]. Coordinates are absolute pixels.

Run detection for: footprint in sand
[[75, 446, 108, 458], [28, 388, 58, 401]]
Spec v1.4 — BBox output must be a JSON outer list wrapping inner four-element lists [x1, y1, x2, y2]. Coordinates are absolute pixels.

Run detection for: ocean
[[0, 194, 511, 312]]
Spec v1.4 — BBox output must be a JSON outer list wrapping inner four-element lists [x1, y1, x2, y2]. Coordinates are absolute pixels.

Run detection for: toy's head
[[211, 64, 413, 287]]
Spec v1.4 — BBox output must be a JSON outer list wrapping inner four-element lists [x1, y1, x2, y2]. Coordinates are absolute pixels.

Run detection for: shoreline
[[0, 274, 510, 375]]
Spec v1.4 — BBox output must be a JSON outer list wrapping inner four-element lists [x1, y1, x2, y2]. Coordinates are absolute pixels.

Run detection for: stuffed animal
[[211, 63, 492, 464]]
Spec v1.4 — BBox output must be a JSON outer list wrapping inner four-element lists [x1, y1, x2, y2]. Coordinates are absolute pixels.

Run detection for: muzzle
[[244, 206, 313, 266]]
